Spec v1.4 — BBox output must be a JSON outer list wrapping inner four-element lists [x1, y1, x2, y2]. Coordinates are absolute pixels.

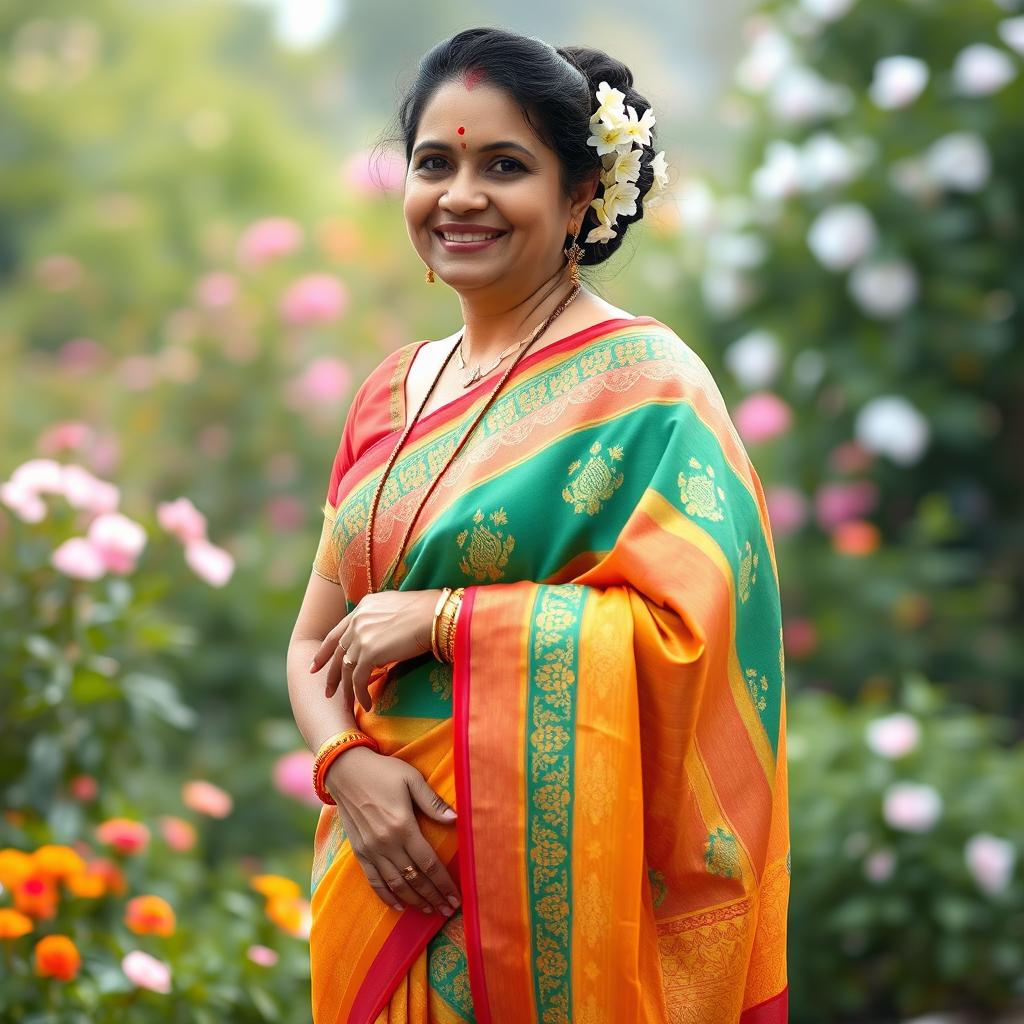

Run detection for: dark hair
[[390, 26, 658, 267]]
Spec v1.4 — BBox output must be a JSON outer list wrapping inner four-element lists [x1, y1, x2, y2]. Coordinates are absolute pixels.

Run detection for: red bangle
[[313, 732, 380, 805]]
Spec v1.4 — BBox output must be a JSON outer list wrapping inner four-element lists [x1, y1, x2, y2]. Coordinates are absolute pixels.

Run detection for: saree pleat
[[308, 318, 790, 1023]]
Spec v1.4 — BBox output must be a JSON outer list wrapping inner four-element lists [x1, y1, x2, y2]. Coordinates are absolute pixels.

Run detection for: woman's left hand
[[308, 589, 443, 711]]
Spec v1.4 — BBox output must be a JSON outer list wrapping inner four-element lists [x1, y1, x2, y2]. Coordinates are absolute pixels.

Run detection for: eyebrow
[[412, 138, 536, 159]]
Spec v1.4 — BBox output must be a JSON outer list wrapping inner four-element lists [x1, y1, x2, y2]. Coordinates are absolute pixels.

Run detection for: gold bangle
[[431, 587, 452, 661], [440, 587, 464, 664], [312, 729, 380, 804]]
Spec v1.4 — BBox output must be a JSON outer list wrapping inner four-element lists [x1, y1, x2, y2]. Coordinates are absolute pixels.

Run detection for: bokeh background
[[2, 0, 1022, 1021]]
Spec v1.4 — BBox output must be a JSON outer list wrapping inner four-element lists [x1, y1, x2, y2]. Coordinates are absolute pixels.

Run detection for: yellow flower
[[250, 874, 300, 902], [33, 845, 87, 882], [0, 908, 34, 940]]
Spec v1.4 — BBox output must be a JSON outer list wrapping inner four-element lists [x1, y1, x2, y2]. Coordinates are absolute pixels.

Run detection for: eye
[[417, 155, 450, 172], [491, 157, 525, 174]]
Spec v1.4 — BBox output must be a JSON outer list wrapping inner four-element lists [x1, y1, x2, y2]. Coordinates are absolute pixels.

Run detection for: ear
[[567, 168, 601, 233]]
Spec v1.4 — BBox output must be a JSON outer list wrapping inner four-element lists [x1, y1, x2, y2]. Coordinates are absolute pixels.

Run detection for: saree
[[308, 316, 790, 1024]]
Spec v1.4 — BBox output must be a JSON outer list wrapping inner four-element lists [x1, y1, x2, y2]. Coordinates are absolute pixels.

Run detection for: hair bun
[[557, 46, 634, 96]]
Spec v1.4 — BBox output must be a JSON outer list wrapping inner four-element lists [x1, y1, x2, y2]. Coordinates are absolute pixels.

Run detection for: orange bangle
[[313, 730, 380, 805]]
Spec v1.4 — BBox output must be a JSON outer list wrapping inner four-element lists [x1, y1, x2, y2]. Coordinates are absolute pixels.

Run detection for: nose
[[437, 165, 488, 215]]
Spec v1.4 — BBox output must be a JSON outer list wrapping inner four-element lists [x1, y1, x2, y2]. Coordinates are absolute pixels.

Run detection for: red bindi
[[457, 126, 465, 135]]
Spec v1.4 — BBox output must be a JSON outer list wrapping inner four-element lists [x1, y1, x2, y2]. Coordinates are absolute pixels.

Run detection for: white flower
[[586, 118, 631, 156], [752, 141, 803, 201], [707, 231, 766, 269], [769, 66, 853, 124], [964, 834, 1017, 896], [724, 330, 783, 389], [622, 104, 656, 148], [600, 148, 642, 188], [848, 259, 919, 319], [601, 179, 640, 221], [855, 395, 930, 465], [865, 712, 921, 759], [998, 17, 1024, 56], [590, 81, 627, 126], [650, 150, 669, 191], [882, 782, 943, 833], [701, 267, 758, 317], [870, 55, 929, 109], [736, 24, 794, 94], [800, 0, 856, 22], [801, 133, 866, 191], [952, 43, 1017, 96], [925, 132, 991, 192], [807, 203, 877, 271]]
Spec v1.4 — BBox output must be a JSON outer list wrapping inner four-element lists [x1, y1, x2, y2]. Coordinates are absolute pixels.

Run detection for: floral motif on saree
[[308, 317, 790, 1024]]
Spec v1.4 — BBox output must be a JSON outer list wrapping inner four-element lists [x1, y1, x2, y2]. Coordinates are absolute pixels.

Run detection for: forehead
[[416, 80, 534, 141]]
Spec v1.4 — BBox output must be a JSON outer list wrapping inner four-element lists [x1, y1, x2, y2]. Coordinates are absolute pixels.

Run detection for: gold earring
[[425, 265, 435, 283], [563, 222, 584, 285]]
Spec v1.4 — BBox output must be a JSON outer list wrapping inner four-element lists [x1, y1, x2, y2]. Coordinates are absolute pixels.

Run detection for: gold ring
[[401, 865, 418, 881], [343, 655, 354, 667]]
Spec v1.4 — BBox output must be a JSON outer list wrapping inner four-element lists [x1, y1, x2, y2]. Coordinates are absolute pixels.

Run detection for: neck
[[455, 263, 577, 363]]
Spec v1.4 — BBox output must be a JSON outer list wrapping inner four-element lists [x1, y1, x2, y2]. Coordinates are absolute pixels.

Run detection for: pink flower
[[265, 496, 305, 532], [782, 617, 817, 658], [121, 950, 171, 993], [828, 441, 874, 475], [343, 149, 406, 194], [60, 464, 120, 514], [56, 338, 106, 374], [69, 775, 98, 802], [1, 482, 47, 522], [279, 274, 348, 327], [863, 848, 896, 883], [87, 512, 147, 574], [35, 254, 83, 291], [51, 538, 106, 580], [158, 816, 198, 852], [247, 944, 279, 967], [196, 272, 238, 309], [96, 818, 150, 855], [237, 218, 303, 268], [764, 485, 808, 537], [865, 712, 921, 759], [157, 497, 208, 545], [882, 782, 942, 833], [287, 357, 352, 407], [11, 459, 65, 495], [182, 780, 233, 818], [964, 833, 1016, 896], [184, 538, 235, 587], [815, 480, 879, 531], [38, 422, 94, 454], [734, 392, 792, 444], [272, 750, 320, 807]]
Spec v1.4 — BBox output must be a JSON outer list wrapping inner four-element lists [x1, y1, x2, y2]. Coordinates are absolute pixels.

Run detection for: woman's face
[[403, 78, 590, 298]]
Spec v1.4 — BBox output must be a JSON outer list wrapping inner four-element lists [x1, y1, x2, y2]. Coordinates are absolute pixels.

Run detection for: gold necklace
[[365, 281, 581, 594], [455, 319, 546, 388]]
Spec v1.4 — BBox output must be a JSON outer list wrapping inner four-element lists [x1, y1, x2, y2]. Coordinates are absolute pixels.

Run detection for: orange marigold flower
[[0, 848, 34, 890], [14, 872, 58, 920], [33, 844, 87, 882], [34, 934, 81, 981], [96, 817, 150, 855], [265, 895, 303, 935], [832, 519, 881, 556], [65, 863, 107, 899], [250, 874, 300, 902], [125, 894, 176, 936], [0, 908, 34, 939]]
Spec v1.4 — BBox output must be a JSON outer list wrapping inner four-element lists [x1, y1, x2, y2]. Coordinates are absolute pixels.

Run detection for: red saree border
[[740, 985, 789, 1023], [348, 854, 461, 1024], [451, 584, 493, 1024]]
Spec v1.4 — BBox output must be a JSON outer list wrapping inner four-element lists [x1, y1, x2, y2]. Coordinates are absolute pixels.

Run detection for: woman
[[287, 26, 789, 1024]]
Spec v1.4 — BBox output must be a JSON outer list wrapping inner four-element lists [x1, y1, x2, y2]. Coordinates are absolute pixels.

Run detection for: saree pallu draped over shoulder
[[308, 318, 790, 1024]]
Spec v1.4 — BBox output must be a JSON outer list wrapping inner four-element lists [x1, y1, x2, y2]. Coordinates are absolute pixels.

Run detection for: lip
[[433, 222, 508, 254]]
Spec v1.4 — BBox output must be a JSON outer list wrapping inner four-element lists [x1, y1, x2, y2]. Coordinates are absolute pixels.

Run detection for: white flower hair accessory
[[584, 81, 669, 244]]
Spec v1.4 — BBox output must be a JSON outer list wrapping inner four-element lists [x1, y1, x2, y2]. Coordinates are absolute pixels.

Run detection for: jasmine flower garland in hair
[[585, 80, 670, 243]]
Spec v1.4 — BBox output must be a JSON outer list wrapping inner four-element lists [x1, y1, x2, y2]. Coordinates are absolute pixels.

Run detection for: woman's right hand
[[325, 746, 461, 917]]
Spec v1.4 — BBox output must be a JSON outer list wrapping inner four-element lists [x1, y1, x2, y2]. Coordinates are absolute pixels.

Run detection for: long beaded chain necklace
[[364, 281, 581, 595]]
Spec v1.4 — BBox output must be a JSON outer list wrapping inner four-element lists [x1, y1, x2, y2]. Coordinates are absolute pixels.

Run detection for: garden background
[[1, 0, 1022, 1021]]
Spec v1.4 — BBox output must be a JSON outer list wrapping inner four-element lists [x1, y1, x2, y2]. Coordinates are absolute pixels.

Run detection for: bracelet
[[439, 587, 464, 664], [312, 729, 380, 805], [430, 587, 453, 661]]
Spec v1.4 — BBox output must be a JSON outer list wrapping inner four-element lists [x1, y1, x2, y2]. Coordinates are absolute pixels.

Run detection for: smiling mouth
[[435, 229, 506, 242]]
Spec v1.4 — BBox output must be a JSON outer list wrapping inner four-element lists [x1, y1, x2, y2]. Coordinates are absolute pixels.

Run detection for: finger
[[402, 832, 460, 913], [326, 639, 357, 703], [324, 639, 345, 698], [377, 854, 434, 915], [309, 614, 351, 673], [354, 853, 404, 913], [351, 655, 374, 713]]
